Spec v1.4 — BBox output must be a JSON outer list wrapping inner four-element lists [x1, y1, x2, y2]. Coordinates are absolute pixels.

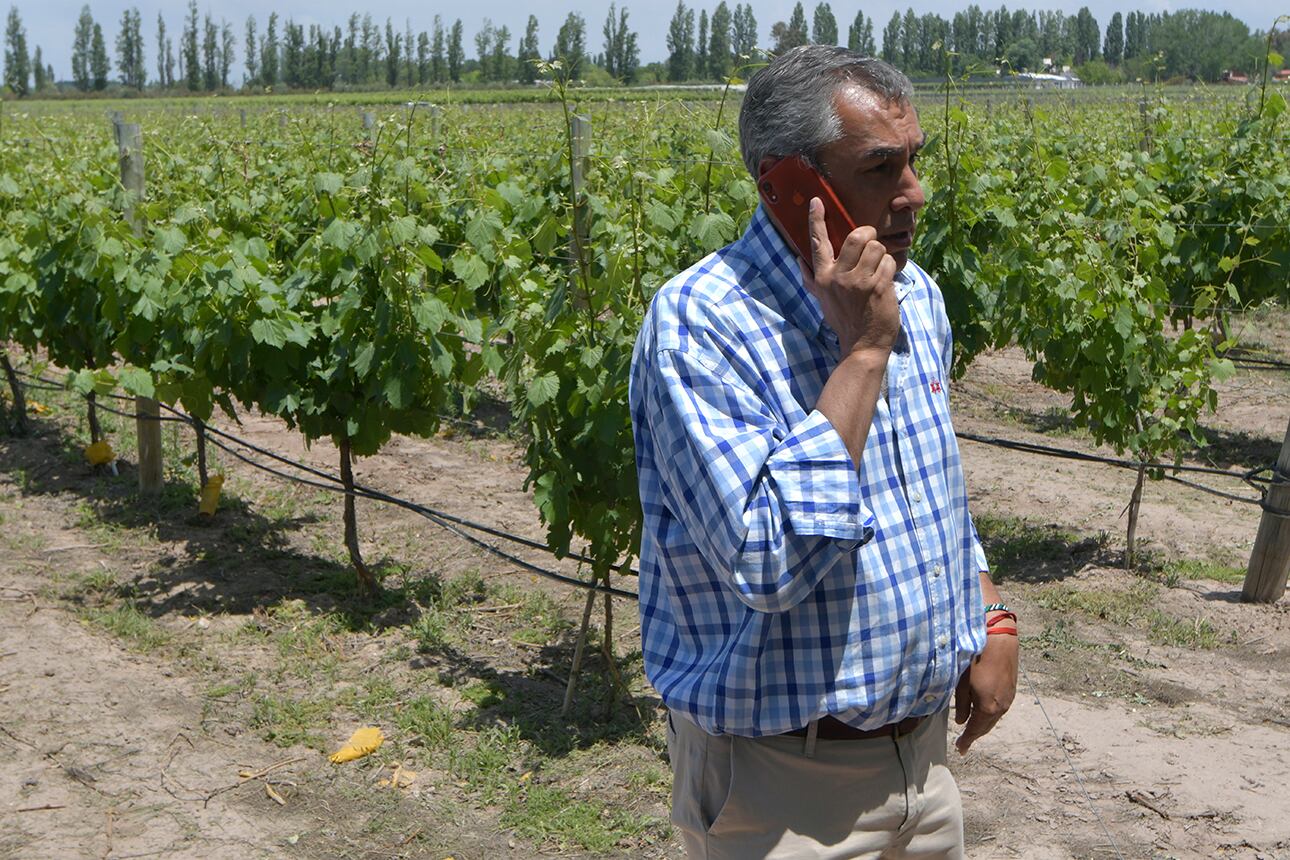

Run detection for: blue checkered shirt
[[629, 206, 989, 736]]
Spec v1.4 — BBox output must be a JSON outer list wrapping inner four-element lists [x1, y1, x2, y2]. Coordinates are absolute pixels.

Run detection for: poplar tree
[[156, 14, 167, 86], [31, 44, 42, 90], [848, 11, 876, 55], [553, 12, 586, 79], [71, 5, 93, 90], [201, 14, 218, 90], [517, 14, 540, 83], [812, 3, 838, 46], [708, 2, 732, 79], [261, 12, 278, 87], [182, 0, 200, 90], [245, 16, 258, 86], [474, 19, 493, 81], [384, 18, 400, 87], [416, 31, 429, 84], [731, 4, 758, 61], [220, 20, 234, 87], [696, 10, 708, 78], [4, 6, 29, 96], [431, 16, 445, 83], [666, 1, 694, 81], [115, 8, 145, 90], [90, 21, 108, 90], [447, 19, 463, 83], [1104, 12, 1123, 66]]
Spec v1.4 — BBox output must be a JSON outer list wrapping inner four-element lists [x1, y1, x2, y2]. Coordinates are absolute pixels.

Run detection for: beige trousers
[[667, 710, 963, 860]]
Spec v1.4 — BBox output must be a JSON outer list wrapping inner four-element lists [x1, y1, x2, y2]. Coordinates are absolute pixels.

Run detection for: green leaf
[[353, 342, 376, 377], [313, 173, 343, 194], [384, 374, 408, 408], [118, 366, 155, 399], [528, 372, 560, 407], [451, 252, 490, 291]]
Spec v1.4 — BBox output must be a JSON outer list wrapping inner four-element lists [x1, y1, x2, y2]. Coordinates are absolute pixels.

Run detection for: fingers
[[954, 708, 997, 755], [834, 225, 881, 274], [954, 670, 971, 726]]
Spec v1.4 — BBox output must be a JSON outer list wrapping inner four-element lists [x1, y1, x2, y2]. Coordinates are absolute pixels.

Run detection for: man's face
[[814, 86, 926, 270]]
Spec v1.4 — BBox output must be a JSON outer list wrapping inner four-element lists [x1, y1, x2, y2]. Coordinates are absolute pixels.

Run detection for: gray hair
[[738, 45, 913, 177]]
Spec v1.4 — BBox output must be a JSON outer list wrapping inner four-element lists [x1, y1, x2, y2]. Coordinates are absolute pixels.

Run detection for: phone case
[[757, 156, 858, 277]]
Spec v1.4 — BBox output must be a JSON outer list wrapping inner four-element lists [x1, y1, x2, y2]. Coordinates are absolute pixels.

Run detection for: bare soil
[[1, 333, 1288, 860]]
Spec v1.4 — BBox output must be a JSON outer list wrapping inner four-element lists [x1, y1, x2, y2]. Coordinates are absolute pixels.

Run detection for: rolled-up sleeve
[[646, 346, 875, 613]]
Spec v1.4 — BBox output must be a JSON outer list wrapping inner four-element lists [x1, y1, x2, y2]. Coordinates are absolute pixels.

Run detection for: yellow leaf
[[28, 400, 49, 415], [85, 440, 115, 466], [377, 763, 418, 789], [265, 782, 287, 806], [518, 771, 532, 783], [328, 726, 384, 763]]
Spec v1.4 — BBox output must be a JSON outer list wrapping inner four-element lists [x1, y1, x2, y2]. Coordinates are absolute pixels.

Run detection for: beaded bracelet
[[983, 602, 1011, 614]]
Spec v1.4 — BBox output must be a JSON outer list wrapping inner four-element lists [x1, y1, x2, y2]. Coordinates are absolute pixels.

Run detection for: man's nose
[[894, 166, 925, 213]]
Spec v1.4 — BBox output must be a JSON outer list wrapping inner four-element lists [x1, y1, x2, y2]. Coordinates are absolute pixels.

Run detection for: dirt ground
[[1, 329, 1288, 859]]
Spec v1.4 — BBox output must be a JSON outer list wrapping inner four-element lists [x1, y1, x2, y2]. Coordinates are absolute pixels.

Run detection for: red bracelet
[[986, 626, 1018, 636], [986, 611, 1018, 628]]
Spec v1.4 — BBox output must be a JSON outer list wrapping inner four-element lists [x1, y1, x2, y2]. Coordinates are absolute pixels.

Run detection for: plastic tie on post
[[198, 474, 225, 516]]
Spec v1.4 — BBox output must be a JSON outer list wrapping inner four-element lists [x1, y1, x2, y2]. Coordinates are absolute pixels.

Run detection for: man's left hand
[[953, 632, 1018, 754]]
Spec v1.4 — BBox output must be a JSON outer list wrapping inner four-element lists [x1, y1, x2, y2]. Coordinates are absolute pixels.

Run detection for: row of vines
[[0, 77, 1287, 593]]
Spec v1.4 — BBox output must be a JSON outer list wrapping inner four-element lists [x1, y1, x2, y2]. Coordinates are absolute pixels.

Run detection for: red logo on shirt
[[930, 380, 943, 394]]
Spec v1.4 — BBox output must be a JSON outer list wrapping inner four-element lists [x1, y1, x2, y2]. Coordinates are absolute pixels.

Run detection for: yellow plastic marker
[[328, 726, 384, 763], [28, 400, 49, 415], [85, 440, 115, 466], [198, 474, 225, 516]]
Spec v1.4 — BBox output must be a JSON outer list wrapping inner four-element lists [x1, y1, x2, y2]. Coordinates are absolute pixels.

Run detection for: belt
[[783, 714, 926, 741]]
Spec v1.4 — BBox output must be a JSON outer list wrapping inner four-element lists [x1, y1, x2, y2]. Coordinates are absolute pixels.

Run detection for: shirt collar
[[738, 205, 915, 341]]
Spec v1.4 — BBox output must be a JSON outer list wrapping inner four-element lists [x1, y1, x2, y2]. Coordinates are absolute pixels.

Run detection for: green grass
[[1159, 558, 1246, 585], [250, 693, 334, 749], [1147, 611, 1222, 649], [501, 783, 663, 854], [82, 603, 172, 651], [391, 695, 455, 750], [1032, 582, 1158, 624]]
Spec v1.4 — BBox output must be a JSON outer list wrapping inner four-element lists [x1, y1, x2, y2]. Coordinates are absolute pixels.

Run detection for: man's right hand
[[800, 197, 901, 359]]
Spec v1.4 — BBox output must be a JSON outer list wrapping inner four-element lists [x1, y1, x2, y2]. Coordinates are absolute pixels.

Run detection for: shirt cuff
[[764, 409, 876, 549]]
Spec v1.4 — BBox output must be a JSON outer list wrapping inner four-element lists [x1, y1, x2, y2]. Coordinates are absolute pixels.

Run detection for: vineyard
[[1, 78, 1289, 858]]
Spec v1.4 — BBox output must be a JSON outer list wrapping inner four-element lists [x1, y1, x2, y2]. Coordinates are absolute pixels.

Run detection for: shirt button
[[932, 563, 943, 577], [912, 491, 923, 503], [923, 694, 936, 703], [937, 634, 949, 648]]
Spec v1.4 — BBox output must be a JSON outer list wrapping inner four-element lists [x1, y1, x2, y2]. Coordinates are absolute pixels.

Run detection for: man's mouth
[[881, 229, 915, 249]]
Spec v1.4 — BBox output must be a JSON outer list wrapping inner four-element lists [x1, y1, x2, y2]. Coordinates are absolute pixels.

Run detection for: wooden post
[[362, 111, 375, 136], [116, 122, 162, 496], [570, 114, 590, 250], [239, 108, 247, 128], [1243, 417, 1290, 603], [430, 104, 442, 144]]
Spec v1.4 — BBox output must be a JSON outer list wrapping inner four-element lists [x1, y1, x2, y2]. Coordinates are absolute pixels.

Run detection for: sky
[[25, 1, 1275, 83]]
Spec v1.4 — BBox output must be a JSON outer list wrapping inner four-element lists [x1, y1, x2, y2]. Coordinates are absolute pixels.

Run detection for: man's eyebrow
[[860, 138, 927, 161]]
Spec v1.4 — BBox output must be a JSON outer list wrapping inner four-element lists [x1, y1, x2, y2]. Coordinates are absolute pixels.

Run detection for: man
[[628, 46, 1018, 859]]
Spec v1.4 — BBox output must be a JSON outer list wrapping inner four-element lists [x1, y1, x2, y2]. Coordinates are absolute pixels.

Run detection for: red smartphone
[[758, 156, 858, 277]]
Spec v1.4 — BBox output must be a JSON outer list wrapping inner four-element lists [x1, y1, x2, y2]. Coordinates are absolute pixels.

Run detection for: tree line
[[0, 1, 1277, 97]]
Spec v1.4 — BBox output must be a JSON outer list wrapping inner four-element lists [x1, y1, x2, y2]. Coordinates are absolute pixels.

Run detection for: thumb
[[806, 196, 834, 278]]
